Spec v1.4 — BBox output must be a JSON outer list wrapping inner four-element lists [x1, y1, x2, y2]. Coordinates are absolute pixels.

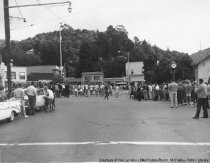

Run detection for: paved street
[[0, 94, 210, 162]]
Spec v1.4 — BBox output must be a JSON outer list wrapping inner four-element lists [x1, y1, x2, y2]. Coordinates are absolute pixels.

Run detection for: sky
[[0, 0, 210, 54]]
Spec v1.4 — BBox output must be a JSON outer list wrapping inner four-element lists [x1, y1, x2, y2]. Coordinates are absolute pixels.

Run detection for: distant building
[[26, 49, 35, 55], [27, 65, 61, 81], [191, 48, 210, 82], [81, 72, 103, 84], [125, 62, 144, 83], [0, 62, 27, 85], [65, 77, 82, 84], [104, 77, 127, 85]]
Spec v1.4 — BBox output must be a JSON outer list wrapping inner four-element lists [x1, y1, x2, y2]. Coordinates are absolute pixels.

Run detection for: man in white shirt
[[26, 82, 37, 115], [44, 86, 54, 112], [168, 80, 179, 108], [148, 84, 152, 100], [14, 83, 28, 118]]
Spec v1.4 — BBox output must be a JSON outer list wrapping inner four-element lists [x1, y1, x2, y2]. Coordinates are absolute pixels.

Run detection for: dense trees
[[0, 25, 194, 83]]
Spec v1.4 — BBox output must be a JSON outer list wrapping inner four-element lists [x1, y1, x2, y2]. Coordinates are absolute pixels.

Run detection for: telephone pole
[[3, 0, 71, 97], [3, 0, 12, 97]]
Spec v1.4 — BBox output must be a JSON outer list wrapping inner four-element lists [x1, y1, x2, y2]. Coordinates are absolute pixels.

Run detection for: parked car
[[10, 88, 46, 112], [0, 100, 22, 122]]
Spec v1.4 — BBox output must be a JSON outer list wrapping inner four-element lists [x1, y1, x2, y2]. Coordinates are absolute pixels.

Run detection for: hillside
[[0, 25, 194, 82]]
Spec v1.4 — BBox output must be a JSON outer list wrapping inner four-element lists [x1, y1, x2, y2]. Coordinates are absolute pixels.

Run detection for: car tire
[[8, 111, 15, 122]]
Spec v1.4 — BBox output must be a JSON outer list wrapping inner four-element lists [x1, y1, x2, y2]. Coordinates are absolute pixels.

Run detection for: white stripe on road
[[0, 141, 210, 146]]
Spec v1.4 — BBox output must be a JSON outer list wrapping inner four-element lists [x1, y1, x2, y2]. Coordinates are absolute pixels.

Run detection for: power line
[[10, 0, 128, 31], [36, 0, 62, 21], [15, 0, 24, 19], [5, 1, 71, 8]]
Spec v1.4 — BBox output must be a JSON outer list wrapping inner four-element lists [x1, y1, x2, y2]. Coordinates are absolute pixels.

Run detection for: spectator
[[14, 83, 28, 118], [168, 80, 178, 108], [148, 84, 153, 100], [185, 80, 192, 105], [26, 82, 37, 115], [206, 81, 210, 109], [193, 79, 208, 119]]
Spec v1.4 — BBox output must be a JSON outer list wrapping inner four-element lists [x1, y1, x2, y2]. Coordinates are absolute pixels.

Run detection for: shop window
[[11, 72, 16, 79], [94, 76, 100, 80], [85, 76, 91, 81], [19, 72, 25, 80]]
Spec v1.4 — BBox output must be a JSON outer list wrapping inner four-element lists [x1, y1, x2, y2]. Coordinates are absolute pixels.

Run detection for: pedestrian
[[148, 84, 152, 100], [130, 85, 135, 99], [137, 85, 143, 101], [115, 85, 120, 98], [177, 82, 184, 106], [26, 82, 37, 115], [207, 81, 210, 109], [168, 80, 178, 108], [65, 84, 70, 98], [142, 83, 148, 100], [55, 84, 59, 98], [104, 83, 109, 100], [185, 80, 192, 105], [193, 78, 208, 119], [43, 86, 55, 112], [14, 83, 29, 118]]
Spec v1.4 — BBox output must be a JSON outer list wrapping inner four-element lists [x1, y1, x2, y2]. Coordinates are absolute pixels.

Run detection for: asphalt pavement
[[0, 94, 210, 162]]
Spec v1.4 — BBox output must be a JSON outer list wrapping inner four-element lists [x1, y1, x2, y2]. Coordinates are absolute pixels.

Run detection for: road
[[0, 94, 210, 162]]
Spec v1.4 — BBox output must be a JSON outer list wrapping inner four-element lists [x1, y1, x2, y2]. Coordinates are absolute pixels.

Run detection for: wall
[[125, 62, 144, 82], [27, 65, 60, 75], [2, 65, 27, 83], [81, 72, 103, 83], [197, 58, 210, 82], [125, 62, 144, 76]]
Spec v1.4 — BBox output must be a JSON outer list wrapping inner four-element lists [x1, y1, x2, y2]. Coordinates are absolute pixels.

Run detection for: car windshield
[[37, 89, 44, 95]]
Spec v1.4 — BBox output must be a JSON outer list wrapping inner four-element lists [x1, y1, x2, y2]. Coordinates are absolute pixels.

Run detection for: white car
[[0, 100, 22, 122], [10, 88, 46, 112], [26, 88, 46, 110]]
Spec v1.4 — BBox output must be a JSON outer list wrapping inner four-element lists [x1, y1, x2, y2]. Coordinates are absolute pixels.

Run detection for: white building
[[125, 62, 144, 83], [191, 48, 210, 82], [0, 62, 27, 85], [81, 72, 104, 84]]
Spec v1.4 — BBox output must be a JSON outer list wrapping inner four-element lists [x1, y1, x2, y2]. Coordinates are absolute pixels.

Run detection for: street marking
[[0, 141, 210, 146]]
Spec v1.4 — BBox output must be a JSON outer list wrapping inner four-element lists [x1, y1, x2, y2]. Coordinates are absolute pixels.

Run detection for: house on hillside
[[191, 48, 210, 82]]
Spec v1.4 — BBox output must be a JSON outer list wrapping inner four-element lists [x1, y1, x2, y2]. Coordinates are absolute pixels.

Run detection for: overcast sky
[[0, 0, 210, 54]]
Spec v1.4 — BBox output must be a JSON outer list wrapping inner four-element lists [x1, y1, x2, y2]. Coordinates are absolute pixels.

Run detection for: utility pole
[[3, 0, 12, 98], [3, 0, 71, 96], [59, 25, 63, 76]]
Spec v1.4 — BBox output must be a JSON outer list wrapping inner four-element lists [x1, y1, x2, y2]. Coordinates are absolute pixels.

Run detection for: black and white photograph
[[0, 0, 210, 162]]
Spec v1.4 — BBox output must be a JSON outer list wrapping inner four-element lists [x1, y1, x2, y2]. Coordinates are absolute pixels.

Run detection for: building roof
[[191, 48, 210, 65], [81, 71, 103, 75]]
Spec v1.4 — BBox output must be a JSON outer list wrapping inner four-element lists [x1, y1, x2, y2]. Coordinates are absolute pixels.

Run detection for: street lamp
[[118, 51, 130, 86], [169, 60, 177, 81], [59, 23, 63, 76]]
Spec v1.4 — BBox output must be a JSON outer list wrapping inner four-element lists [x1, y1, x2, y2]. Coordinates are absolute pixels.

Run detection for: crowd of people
[[129, 78, 210, 119], [40, 83, 121, 99], [0, 81, 56, 118], [1, 77, 210, 120]]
